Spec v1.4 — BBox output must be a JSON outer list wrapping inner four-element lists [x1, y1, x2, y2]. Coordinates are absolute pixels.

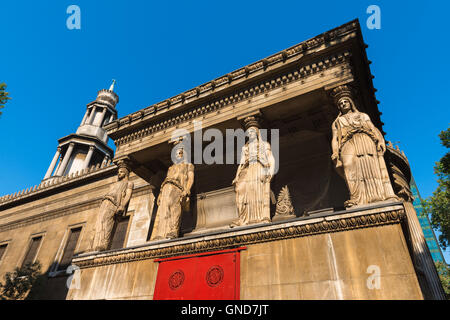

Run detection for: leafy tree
[[439, 128, 450, 174], [0, 261, 42, 300], [435, 261, 450, 299], [0, 82, 11, 117], [424, 126, 450, 250]]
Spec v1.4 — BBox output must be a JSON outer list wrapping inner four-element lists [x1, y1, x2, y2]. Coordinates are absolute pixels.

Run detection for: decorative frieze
[[113, 51, 352, 148], [73, 204, 405, 269], [104, 22, 361, 139], [0, 161, 116, 207], [0, 184, 152, 233]]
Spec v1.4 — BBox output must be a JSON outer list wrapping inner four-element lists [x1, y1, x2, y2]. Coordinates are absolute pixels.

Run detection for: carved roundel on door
[[168, 270, 185, 290], [206, 265, 224, 287]]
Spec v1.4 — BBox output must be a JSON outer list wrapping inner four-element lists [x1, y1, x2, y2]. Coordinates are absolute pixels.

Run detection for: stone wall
[[240, 224, 422, 299], [0, 169, 152, 296], [67, 204, 423, 300]]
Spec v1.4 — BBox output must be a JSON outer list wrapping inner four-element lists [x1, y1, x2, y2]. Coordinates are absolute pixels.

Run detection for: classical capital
[[115, 157, 133, 172], [243, 115, 261, 130], [329, 84, 357, 105]]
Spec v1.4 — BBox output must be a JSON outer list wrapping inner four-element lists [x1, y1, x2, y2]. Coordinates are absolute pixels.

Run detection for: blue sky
[[0, 1, 449, 260]]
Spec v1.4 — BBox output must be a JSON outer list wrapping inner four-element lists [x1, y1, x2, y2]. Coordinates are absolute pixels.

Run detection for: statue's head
[[247, 126, 259, 142], [330, 85, 358, 115], [170, 137, 189, 164], [175, 147, 185, 161], [116, 159, 131, 180], [243, 115, 262, 143], [337, 97, 353, 114], [117, 167, 129, 180]]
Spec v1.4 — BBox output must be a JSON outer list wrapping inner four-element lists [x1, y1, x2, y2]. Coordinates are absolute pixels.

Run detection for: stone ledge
[[0, 162, 117, 209], [73, 201, 406, 269], [0, 184, 153, 232]]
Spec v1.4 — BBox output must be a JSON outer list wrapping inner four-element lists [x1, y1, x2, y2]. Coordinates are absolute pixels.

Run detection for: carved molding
[[105, 20, 359, 136], [0, 185, 153, 233], [112, 51, 352, 148], [73, 207, 405, 269], [0, 161, 116, 207]]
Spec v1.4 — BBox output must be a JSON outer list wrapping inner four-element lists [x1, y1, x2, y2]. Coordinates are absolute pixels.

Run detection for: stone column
[[98, 108, 107, 127], [56, 143, 75, 176], [54, 154, 63, 177], [83, 146, 95, 169], [87, 107, 96, 125], [80, 110, 88, 126], [403, 201, 447, 299], [102, 155, 110, 166], [44, 147, 61, 179]]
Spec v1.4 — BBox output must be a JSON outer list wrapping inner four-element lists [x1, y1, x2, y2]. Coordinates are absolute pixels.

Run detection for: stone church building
[[0, 19, 446, 300]]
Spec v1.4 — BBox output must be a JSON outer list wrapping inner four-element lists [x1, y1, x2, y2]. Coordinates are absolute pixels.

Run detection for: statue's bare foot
[[229, 220, 241, 228], [166, 232, 178, 239], [344, 200, 357, 208]]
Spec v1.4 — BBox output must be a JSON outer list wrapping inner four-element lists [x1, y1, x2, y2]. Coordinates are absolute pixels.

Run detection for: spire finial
[[109, 79, 116, 91]]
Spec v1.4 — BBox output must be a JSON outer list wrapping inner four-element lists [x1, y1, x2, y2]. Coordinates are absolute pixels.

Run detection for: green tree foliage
[[439, 128, 450, 174], [435, 261, 450, 299], [0, 82, 11, 117], [424, 126, 450, 250], [0, 261, 42, 300]]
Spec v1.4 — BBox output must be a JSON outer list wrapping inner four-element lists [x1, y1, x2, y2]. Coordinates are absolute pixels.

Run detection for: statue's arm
[[119, 182, 134, 214], [232, 147, 246, 185], [183, 165, 195, 197], [331, 121, 340, 163], [366, 115, 385, 154], [266, 142, 276, 178]]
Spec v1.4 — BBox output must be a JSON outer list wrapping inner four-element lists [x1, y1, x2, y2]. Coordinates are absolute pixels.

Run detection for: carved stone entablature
[[0, 160, 116, 209], [110, 52, 353, 149], [0, 185, 153, 233], [104, 20, 360, 139], [73, 203, 405, 269]]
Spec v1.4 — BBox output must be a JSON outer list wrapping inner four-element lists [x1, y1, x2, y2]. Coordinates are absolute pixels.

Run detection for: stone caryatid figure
[[230, 116, 276, 227], [330, 85, 398, 208], [90, 160, 134, 251], [150, 140, 194, 240]]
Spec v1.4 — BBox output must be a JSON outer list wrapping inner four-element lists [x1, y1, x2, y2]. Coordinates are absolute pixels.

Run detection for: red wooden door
[[153, 247, 245, 300]]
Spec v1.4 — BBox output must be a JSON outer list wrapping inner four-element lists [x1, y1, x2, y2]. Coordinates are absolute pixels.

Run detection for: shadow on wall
[[26, 270, 70, 300]]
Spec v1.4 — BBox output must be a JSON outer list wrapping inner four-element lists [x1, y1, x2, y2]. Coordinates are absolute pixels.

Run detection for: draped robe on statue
[[91, 179, 132, 251], [332, 111, 397, 207], [233, 134, 274, 225], [151, 162, 194, 240]]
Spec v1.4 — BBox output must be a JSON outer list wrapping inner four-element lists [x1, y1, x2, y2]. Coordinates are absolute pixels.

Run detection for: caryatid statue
[[150, 139, 194, 240], [230, 116, 276, 227], [90, 160, 134, 251], [330, 85, 398, 207]]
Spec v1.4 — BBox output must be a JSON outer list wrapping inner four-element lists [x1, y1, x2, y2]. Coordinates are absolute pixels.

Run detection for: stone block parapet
[[73, 201, 405, 269], [0, 160, 116, 208]]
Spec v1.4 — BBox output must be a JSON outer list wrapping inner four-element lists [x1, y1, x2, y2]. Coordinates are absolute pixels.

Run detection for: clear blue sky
[[0, 1, 449, 260]]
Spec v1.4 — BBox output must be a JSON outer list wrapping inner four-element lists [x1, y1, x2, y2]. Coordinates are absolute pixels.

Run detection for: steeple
[[109, 79, 116, 91], [42, 82, 119, 181]]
